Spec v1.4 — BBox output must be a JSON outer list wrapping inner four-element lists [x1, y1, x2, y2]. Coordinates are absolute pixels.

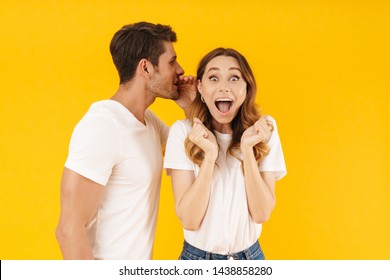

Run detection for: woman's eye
[[230, 76, 240, 81], [209, 76, 218, 81]]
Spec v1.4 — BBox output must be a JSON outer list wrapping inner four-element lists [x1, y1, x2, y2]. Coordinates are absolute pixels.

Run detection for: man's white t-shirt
[[164, 116, 286, 254], [65, 100, 169, 259]]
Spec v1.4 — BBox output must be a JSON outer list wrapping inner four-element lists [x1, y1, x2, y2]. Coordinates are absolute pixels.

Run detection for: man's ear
[[139, 59, 150, 76]]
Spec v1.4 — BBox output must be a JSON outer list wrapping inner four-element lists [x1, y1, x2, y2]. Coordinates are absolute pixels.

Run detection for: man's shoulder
[[88, 100, 125, 118], [85, 100, 142, 128], [83, 100, 117, 118], [72, 101, 125, 136]]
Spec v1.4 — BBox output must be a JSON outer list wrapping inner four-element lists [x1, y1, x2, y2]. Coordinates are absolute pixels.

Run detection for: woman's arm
[[170, 118, 218, 231], [242, 150, 276, 223], [241, 116, 276, 223], [170, 152, 216, 231]]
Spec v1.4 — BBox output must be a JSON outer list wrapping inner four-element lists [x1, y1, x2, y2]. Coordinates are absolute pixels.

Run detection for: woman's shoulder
[[170, 119, 192, 135], [265, 115, 276, 124], [172, 119, 191, 129], [263, 115, 279, 129]]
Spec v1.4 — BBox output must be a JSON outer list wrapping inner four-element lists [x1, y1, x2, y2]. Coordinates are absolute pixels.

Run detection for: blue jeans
[[179, 240, 265, 260]]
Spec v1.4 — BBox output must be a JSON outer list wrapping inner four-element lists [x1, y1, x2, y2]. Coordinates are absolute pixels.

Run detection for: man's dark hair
[[110, 22, 177, 84]]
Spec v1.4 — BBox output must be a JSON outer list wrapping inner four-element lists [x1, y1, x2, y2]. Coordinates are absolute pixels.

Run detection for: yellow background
[[1, 0, 389, 260]]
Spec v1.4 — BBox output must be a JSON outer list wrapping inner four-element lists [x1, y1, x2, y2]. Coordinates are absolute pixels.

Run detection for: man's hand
[[174, 75, 197, 110]]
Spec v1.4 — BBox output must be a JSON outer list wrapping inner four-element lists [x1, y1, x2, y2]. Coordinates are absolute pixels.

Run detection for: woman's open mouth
[[215, 98, 233, 114]]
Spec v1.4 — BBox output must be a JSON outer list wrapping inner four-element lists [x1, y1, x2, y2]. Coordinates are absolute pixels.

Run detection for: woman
[[164, 48, 286, 260]]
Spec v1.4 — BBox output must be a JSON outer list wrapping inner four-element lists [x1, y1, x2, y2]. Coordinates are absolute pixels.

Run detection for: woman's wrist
[[241, 145, 254, 157], [204, 150, 218, 162]]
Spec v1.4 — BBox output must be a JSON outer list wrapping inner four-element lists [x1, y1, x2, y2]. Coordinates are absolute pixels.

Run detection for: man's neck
[[110, 82, 155, 125]]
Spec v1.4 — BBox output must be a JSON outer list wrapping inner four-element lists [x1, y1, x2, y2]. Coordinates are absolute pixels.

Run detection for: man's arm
[[55, 167, 104, 259]]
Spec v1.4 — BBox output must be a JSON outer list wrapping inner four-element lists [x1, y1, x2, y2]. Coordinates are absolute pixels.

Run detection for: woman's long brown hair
[[185, 48, 272, 166]]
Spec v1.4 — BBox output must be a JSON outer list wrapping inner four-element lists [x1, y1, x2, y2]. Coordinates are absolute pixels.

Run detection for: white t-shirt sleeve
[[163, 120, 195, 174], [64, 113, 121, 186], [258, 116, 287, 180]]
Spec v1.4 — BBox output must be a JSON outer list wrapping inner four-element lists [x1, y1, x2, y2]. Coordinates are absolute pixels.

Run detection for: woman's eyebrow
[[206, 67, 241, 72], [206, 67, 220, 73]]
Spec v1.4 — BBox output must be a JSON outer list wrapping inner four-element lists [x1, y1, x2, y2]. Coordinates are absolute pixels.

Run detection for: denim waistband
[[182, 240, 262, 260]]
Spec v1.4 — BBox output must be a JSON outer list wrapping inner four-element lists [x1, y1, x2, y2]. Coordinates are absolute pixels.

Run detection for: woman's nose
[[219, 82, 231, 92]]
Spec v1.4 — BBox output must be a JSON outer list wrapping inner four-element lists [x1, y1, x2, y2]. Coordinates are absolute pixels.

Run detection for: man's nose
[[176, 63, 184, 75]]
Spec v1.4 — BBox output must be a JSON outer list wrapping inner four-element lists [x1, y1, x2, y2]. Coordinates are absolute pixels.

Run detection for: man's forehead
[[161, 41, 176, 58]]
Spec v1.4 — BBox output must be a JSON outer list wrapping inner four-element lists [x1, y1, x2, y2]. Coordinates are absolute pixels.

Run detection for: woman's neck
[[212, 120, 232, 134]]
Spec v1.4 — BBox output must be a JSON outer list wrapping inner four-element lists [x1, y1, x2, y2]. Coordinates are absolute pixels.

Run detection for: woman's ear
[[197, 79, 202, 94]]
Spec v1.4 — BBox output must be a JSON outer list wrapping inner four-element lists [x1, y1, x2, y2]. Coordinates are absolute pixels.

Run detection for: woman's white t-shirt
[[164, 116, 286, 254]]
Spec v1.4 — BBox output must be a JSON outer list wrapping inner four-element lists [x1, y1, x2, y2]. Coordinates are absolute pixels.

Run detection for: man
[[55, 22, 195, 259]]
